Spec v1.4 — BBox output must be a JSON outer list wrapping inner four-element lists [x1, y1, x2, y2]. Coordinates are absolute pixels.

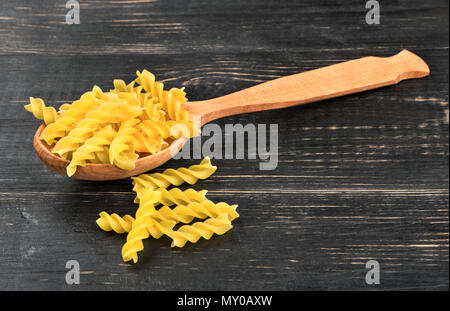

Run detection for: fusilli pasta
[[109, 119, 140, 170], [149, 213, 233, 248], [24, 97, 58, 125], [66, 125, 117, 176], [132, 157, 217, 202], [27, 70, 201, 173], [101, 199, 238, 235], [39, 86, 105, 145]]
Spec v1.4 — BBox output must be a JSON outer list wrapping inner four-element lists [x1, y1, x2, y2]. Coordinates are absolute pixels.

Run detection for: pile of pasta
[[25, 70, 200, 177], [96, 157, 239, 263]]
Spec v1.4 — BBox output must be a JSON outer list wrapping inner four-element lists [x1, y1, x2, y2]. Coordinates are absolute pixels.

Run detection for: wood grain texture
[[0, 0, 448, 290], [186, 50, 430, 124]]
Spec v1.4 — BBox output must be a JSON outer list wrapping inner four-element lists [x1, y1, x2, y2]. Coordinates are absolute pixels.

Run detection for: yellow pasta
[[138, 188, 208, 211], [135, 70, 193, 122], [93, 147, 110, 164], [27, 70, 201, 173], [153, 200, 239, 225], [58, 103, 72, 116], [122, 207, 166, 263], [160, 87, 190, 122], [131, 157, 217, 202], [103, 199, 238, 234], [24, 97, 58, 125], [120, 189, 164, 262], [112, 79, 136, 93], [96, 212, 134, 234], [52, 100, 141, 159], [92, 157, 237, 263], [39, 86, 105, 145], [120, 195, 237, 263], [135, 70, 164, 103], [96, 188, 208, 241], [66, 125, 117, 177], [122, 214, 177, 263], [109, 119, 140, 170], [141, 94, 165, 122], [149, 213, 233, 248], [133, 119, 172, 154]]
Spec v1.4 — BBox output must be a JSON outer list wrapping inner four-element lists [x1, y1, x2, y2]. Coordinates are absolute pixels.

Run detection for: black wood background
[[0, 0, 448, 291]]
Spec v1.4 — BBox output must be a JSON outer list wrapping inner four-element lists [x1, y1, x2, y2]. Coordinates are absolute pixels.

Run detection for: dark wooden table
[[0, 0, 448, 291]]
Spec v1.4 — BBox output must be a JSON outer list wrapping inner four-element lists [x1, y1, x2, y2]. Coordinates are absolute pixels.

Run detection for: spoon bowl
[[33, 50, 429, 180], [34, 123, 188, 180]]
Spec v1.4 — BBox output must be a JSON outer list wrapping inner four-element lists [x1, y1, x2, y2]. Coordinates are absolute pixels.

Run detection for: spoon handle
[[185, 50, 429, 124]]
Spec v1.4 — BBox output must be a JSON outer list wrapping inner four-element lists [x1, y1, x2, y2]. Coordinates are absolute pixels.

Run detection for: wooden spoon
[[33, 49, 429, 180]]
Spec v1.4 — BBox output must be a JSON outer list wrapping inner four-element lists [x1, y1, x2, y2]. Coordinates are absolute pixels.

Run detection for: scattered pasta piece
[[94, 158, 238, 264], [140, 187, 208, 209], [98, 199, 238, 234], [153, 200, 239, 225], [150, 213, 233, 248], [96, 212, 135, 234], [131, 157, 217, 203], [24, 97, 58, 125]]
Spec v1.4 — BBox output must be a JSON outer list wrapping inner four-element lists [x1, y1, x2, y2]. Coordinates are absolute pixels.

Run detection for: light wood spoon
[[33, 49, 429, 180]]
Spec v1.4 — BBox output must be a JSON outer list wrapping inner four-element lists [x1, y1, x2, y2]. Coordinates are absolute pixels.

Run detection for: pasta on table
[[25, 73, 238, 264], [96, 158, 240, 264]]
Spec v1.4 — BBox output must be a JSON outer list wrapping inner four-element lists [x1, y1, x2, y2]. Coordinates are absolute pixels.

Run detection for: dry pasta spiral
[[39, 86, 105, 145], [139, 188, 208, 211], [121, 190, 164, 262], [154, 200, 239, 225], [160, 87, 190, 122], [132, 157, 217, 202], [66, 125, 117, 176], [118, 198, 237, 262], [109, 119, 140, 170], [135, 70, 164, 102], [112, 79, 136, 93], [24, 97, 58, 125], [133, 119, 172, 154], [158, 188, 208, 207], [52, 100, 141, 158], [121, 212, 157, 263], [58, 103, 72, 116], [92, 147, 110, 164], [27, 70, 201, 173], [96, 212, 134, 234], [98, 195, 234, 236], [91, 157, 238, 263], [142, 95, 165, 122], [135, 70, 190, 122], [148, 213, 233, 248], [122, 204, 177, 263], [97, 188, 209, 239]]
